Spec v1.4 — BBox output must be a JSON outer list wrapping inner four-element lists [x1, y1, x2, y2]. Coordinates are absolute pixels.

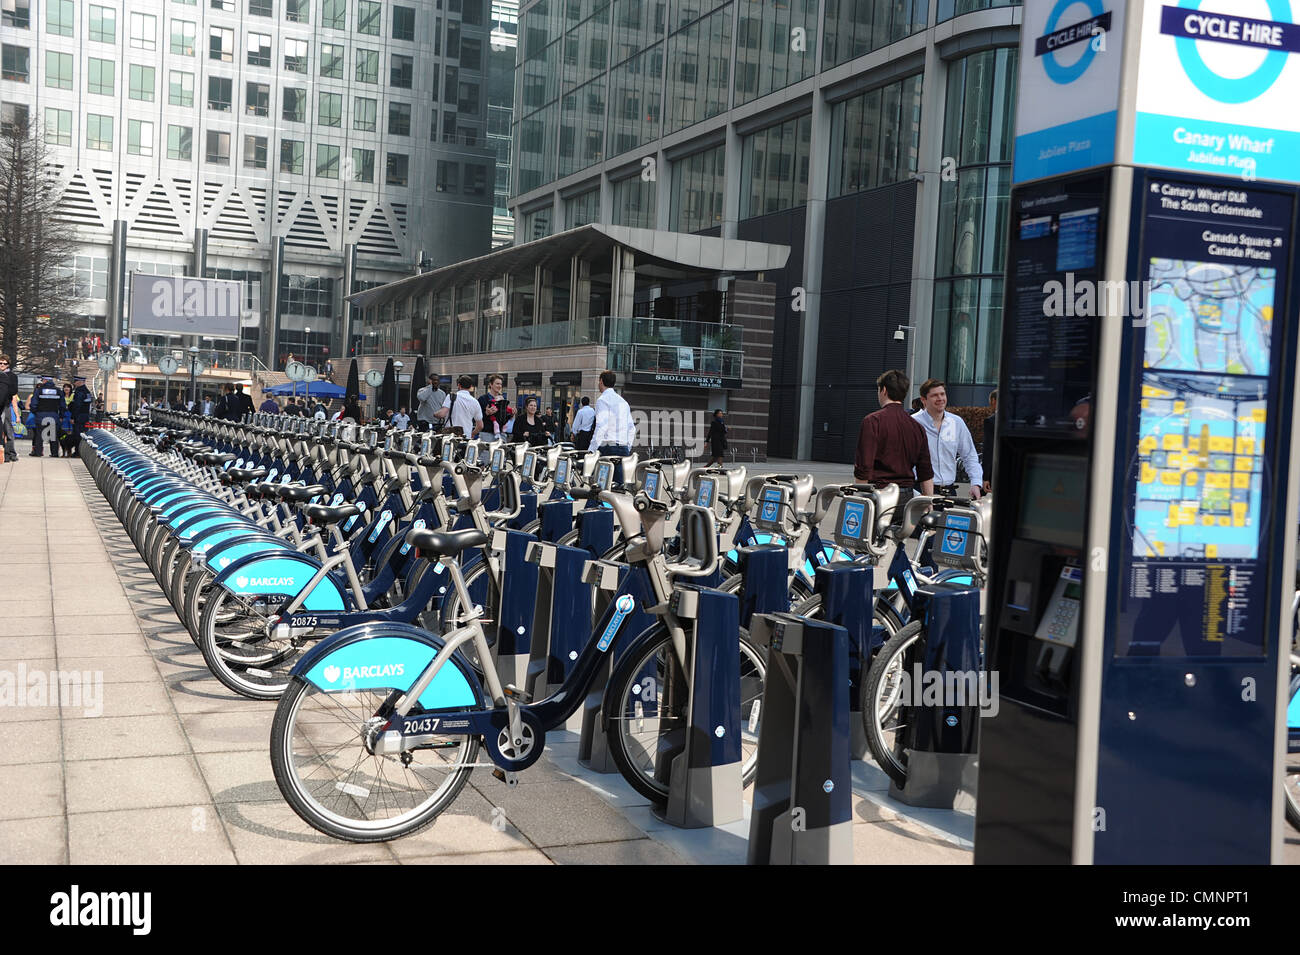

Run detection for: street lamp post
[[188, 346, 201, 409]]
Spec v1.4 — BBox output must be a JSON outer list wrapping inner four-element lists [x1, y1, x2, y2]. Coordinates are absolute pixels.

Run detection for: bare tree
[[0, 119, 80, 375]]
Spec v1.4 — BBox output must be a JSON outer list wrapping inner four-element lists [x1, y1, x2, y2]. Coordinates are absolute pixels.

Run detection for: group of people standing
[[0, 357, 97, 462], [855, 370, 995, 509], [409, 370, 637, 458]]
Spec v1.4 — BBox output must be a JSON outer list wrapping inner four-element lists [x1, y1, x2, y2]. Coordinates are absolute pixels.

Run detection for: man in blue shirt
[[911, 378, 982, 499]]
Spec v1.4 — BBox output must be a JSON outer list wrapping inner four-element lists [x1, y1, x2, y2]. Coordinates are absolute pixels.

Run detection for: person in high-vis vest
[[29, 376, 66, 458]]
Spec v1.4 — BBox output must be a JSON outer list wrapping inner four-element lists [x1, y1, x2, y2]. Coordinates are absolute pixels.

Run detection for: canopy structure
[[263, 380, 365, 400]]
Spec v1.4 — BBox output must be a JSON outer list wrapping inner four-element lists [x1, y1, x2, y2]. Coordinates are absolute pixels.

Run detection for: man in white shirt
[[911, 378, 982, 499], [391, 407, 411, 430], [571, 395, 596, 450], [434, 375, 483, 438], [591, 370, 636, 480]]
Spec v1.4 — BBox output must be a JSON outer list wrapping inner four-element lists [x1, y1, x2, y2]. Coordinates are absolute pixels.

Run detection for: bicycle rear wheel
[[861, 621, 923, 787], [197, 588, 330, 699], [604, 626, 766, 804], [271, 677, 479, 842]]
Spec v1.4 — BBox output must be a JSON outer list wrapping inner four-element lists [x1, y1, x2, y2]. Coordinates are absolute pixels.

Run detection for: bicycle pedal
[[502, 683, 530, 702], [491, 768, 520, 787]]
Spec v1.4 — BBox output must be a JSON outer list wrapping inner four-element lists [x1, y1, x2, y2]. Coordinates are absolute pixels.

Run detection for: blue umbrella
[[263, 380, 364, 399]]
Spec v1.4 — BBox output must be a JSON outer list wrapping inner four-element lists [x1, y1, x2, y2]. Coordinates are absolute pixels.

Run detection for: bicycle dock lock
[[814, 560, 875, 759], [655, 585, 744, 829], [525, 539, 595, 730], [537, 498, 574, 543], [735, 544, 790, 628], [493, 528, 540, 690], [890, 583, 981, 810], [574, 506, 615, 559], [578, 559, 656, 773], [745, 612, 852, 864]]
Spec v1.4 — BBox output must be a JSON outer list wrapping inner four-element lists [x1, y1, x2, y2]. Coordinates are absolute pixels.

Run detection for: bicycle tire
[[270, 676, 480, 842], [862, 620, 924, 788], [197, 588, 327, 699], [603, 625, 766, 804]]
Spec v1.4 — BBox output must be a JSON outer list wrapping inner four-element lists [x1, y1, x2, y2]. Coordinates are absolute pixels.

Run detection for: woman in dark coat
[[707, 409, 727, 466], [512, 396, 550, 447]]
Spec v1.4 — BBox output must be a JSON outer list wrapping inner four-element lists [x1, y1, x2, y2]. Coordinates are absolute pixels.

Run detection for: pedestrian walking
[[591, 370, 636, 481], [260, 394, 281, 414], [707, 409, 728, 465], [230, 383, 256, 421], [70, 376, 93, 454], [0, 355, 19, 464], [434, 375, 483, 438], [512, 397, 549, 447], [571, 395, 595, 450], [854, 369, 934, 515], [478, 374, 511, 441], [28, 375, 66, 458], [415, 374, 446, 432], [912, 378, 982, 499], [391, 407, 411, 430]]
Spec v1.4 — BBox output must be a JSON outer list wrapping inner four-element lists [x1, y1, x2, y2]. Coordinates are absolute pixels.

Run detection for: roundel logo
[[1169, 0, 1293, 104], [615, 594, 635, 614], [1039, 0, 1112, 85]]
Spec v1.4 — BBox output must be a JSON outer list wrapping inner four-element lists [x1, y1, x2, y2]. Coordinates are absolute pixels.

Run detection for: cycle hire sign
[[1133, 0, 1300, 183], [1013, 0, 1129, 183]]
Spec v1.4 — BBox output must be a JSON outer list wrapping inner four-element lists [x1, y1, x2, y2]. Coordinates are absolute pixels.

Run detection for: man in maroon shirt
[[855, 369, 934, 514]]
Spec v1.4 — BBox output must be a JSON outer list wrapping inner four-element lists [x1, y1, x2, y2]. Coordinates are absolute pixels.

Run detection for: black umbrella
[[380, 357, 396, 415], [409, 355, 426, 414], [345, 358, 360, 405]]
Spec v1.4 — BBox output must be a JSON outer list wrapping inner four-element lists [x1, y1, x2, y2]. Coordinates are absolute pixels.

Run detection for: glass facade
[[732, 0, 817, 106], [565, 187, 601, 226], [665, 2, 730, 133], [828, 72, 922, 198], [931, 46, 1016, 388], [739, 113, 811, 219], [670, 143, 724, 233], [611, 173, 655, 228], [936, 0, 1018, 23], [823, 0, 928, 69]]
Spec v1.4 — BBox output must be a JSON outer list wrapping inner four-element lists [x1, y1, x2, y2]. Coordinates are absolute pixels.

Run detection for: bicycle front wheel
[[862, 620, 924, 788], [270, 677, 480, 842], [604, 627, 766, 804]]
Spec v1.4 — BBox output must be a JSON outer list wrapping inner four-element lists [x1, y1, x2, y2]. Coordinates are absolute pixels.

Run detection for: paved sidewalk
[[0, 455, 1286, 864]]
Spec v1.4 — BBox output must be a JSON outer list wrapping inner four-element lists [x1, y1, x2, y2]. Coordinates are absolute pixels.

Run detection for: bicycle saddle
[[221, 467, 268, 484], [276, 484, 327, 503], [566, 486, 601, 500], [302, 502, 361, 526], [406, 527, 489, 558], [244, 482, 280, 500]]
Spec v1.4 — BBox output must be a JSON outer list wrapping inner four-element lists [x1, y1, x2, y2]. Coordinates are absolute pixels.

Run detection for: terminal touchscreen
[[1015, 454, 1086, 549], [596, 461, 613, 490], [555, 458, 570, 486], [643, 470, 661, 500], [441, 441, 454, 462], [756, 486, 786, 528], [465, 445, 478, 466], [491, 448, 504, 473], [523, 451, 537, 480], [695, 476, 717, 508], [835, 497, 867, 548]]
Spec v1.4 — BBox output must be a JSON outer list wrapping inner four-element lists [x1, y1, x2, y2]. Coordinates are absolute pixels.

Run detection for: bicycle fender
[[185, 525, 270, 559], [212, 551, 347, 612], [291, 622, 482, 712], [200, 534, 294, 571]]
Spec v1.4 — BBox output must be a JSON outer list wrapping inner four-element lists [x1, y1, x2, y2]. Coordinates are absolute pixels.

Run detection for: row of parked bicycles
[[80, 410, 1298, 842]]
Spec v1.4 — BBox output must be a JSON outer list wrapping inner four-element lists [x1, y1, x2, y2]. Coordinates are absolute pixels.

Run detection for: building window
[[248, 32, 272, 67], [210, 26, 234, 62], [318, 91, 342, 127], [824, 0, 927, 69], [316, 142, 340, 177], [1, 45, 29, 83], [612, 175, 655, 229], [522, 206, 551, 241], [167, 124, 193, 159], [355, 49, 378, 84], [391, 5, 415, 41], [249, 0, 273, 16], [206, 129, 231, 164], [357, 0, 380, 35], [284, 38, 308, 72], [45, 51, 72, 90], [47, 0, 74, 36], [320, 43, 344, 78], [829, 73, 923, 198], [45, 107, 72, 146], [87, 113, 113, 150], [351, 147, 374, 182], [172, 19, 196, 55], [244, 134, 268, 168], [89, 5, 115, 43], [87, 58, 114, 95], [740, 113, 812, 218], [442, 65, 457, 104], [128, 119, 154, 156], [457, 82, 480, 115], [937, 0, 1018, 23], [671, 144, 726, 233], [130, 64, 156, 102], [282, 87, 306, 121], [285, 0, 308, 22], [387, 102, 411, 136], [460, 37, 482, 72], [390, 54, 413, 88], [246, 81, 270, 116], [565, 187, 599, 226], [208, 76, 233, 111], [323, 0, 345, 29], [435, 161, 458, 192], [169, 71, 195, 106], [130, 12, 156, 50], [3, 101, 29, 136], [280, 138, 304, 173], [666, 3, 731, 134], [386, 152, 409, 187], [733, 0, 817, 106], [930, 46, 1018, 389], [353, 97, 376, 131], [211, 0, 235, 10]]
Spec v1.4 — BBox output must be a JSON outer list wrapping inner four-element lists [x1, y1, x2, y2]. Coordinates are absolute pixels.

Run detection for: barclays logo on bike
[[322, 663, 406, 683], [234, 575, 297, 588]]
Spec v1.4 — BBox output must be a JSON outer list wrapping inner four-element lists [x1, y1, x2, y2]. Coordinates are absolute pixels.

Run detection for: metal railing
[[115, 344, 269, 374]]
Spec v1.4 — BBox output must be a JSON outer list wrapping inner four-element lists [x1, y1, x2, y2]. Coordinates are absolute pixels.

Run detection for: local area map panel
[[1117, 177, 1291, 657]]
